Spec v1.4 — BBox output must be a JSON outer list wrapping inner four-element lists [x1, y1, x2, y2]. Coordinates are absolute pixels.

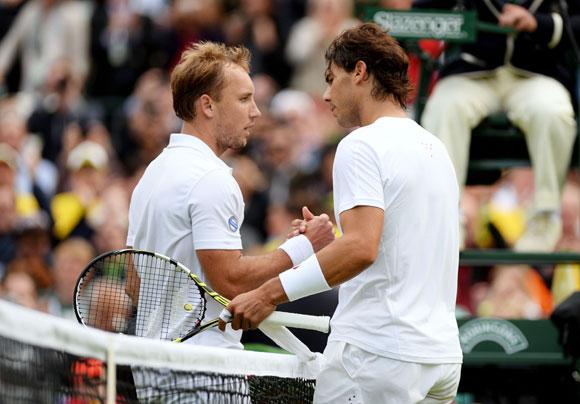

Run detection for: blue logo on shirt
[[228, 216, 239, 232]]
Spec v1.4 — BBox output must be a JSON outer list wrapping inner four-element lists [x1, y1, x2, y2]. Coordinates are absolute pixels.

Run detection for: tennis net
[[0, 300, 324, 403]]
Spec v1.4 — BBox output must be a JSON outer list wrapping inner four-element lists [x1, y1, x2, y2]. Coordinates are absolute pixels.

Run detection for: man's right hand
[[288, 206, 334, 252]]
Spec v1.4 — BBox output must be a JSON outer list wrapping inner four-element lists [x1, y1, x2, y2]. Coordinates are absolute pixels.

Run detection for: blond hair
[[171, 42, 251, 122]]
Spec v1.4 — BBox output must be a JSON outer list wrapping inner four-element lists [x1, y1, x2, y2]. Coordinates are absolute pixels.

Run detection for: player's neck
[[359, 97, 408, 127], [181, 121, 222, 156]]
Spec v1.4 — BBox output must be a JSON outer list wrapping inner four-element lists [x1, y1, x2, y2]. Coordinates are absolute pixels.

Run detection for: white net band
[[0, 300, 324, 378]]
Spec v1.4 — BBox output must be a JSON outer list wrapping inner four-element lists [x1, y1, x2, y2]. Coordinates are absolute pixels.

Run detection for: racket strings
[[76, 251, 206, 340], [139, 254, 205, 340], [77, 252, 135, 333]]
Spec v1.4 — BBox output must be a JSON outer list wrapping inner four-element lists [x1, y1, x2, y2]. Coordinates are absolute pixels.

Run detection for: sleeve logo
[[228, 216, 239, 232]]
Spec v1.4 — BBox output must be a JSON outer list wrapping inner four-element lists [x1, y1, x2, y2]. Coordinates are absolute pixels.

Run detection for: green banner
[[362, 7, 477, 42], [457, 318, 569, 365]]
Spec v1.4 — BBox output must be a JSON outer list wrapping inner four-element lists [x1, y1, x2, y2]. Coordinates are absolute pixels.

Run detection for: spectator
[[46, 237, 95, 320], [92, 180, 130, 253], [27, 58, 98, 165], [4, 254, 53, 293], [0, 0, 27, 95], [12, 211, 52, 264], [0, 1, 26, 41], [86, 0, 173, 102], [224, 0, 293, 88], [0, 142, 17, 188], [0, 184, 17, 277], [0, 270, 41, 310], [167, 0, 226, 65], [557, 180, 580, 251], [260, 123, 300, 205], [417, 0, 580, 252], [269, 89, 338, 172], [285, 0, 358, 96], [476, 265, 553, 319], [287, 141, 338, 223], [0, 0, 91, 96], [51, 140, 110, 242], [471, 169, 532, 249], [228, 154, 270, 252], [111, 68, 177, 175], [0, 142, 46, 223], [0, 97, 58, 200]]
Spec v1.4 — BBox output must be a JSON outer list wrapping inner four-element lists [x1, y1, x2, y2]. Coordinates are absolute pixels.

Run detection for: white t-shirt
[[329, 117, 463, 364], [127, 134, 244, 349]]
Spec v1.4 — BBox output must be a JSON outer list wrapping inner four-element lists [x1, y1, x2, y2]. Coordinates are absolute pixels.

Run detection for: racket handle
[[263, 311, 330, 333]]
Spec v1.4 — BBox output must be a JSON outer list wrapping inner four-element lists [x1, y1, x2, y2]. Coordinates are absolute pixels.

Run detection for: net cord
[[0, 300, 324, 380]]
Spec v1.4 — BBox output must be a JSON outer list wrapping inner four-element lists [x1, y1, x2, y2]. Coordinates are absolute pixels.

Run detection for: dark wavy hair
[[325, 22, 411, 109]]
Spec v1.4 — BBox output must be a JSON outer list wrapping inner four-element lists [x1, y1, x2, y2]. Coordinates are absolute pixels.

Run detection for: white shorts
[[314, 341, 462, 404]]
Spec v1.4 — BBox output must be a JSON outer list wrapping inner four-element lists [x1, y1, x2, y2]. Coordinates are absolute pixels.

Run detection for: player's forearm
[[271, 233, 377, 305], [225, 232, 321, 296], [257, 276, 288, 306], [317, 233, 377, 287], [273, 206, 382, 303], [202, 218, 331, 298], [219, 249, 293, 298]]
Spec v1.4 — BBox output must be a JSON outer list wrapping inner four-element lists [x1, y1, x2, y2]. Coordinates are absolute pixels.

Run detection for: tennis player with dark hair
[[126, 41, 334, 349], [220, 23, 463, 402]]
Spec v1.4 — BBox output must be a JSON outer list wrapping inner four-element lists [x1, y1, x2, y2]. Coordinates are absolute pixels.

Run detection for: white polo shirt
[[329, 117, 463, 364], [127, 133, 244, 349]]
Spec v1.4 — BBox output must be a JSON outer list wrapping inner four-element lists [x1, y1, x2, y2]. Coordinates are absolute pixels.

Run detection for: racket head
[[73, 249, 207, 341]]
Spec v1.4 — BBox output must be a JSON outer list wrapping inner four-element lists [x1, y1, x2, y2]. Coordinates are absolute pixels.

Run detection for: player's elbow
[[213, 282, 240, 301], [214, 273, 250, 300], [205, 275, 238, 300], [349, 238, 378, 269], [354, 247, 377, 269]]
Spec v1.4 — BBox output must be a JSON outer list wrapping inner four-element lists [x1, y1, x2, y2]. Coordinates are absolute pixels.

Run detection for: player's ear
[[353, 60, 369, 83], [199, 94, 215, 118]]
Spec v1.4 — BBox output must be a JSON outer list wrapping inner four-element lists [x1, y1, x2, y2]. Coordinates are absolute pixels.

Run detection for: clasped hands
[[218, 206, 334, 331]]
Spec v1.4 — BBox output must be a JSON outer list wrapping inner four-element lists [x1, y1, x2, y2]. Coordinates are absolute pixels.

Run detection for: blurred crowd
[[0, 0, 578, 329]]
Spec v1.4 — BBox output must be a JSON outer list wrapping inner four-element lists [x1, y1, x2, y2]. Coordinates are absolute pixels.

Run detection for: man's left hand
[[499, 4, 537, 33], [287, 206, 334, 251]]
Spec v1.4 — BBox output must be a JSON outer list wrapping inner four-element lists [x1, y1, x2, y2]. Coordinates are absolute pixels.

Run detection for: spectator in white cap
[[51, 140, 109, 241], [65, 139, 109, 171]]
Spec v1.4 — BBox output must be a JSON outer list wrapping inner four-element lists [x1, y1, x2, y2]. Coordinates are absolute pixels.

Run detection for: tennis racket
[[73, 249, 330, 343]]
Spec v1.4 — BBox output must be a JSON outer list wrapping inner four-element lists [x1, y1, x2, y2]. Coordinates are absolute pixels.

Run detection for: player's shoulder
[[194, 166, 239, 198], [167, 142, 232, 179], [189, 167, 242, 211], [336, 126, 368, 148], [336, 121, 387, 152], [334, 130, 379, 165]]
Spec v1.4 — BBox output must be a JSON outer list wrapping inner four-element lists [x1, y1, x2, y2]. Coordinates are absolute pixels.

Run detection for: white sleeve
[[126, 190, 137, 247], [188, 169, 244, 250], [126, 223, 135, 247], [333, 137, 385, 216]]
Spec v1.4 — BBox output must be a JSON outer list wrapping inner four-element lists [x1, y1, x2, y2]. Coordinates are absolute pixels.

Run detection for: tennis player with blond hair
[[126, 41, 334, 349], [221, 23, 463, 403]]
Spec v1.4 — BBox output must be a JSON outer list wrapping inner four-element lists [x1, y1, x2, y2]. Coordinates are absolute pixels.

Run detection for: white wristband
[[279, 254, 331, 301], [278, 234, 314, 266]]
